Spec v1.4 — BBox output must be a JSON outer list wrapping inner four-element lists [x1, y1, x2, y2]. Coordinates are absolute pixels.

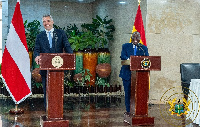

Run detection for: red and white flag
[[1, 0, 31, 104]]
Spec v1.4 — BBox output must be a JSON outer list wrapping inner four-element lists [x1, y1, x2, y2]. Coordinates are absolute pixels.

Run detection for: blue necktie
[[48, 31, 52, 48], [134, 46, 137, 56]]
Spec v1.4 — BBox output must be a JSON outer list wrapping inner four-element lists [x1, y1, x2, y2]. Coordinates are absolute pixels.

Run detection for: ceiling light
[[119, 1, 126, 4]]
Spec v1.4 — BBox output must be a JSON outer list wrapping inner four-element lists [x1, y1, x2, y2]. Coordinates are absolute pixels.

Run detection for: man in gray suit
[[34, 15, 73, 110]]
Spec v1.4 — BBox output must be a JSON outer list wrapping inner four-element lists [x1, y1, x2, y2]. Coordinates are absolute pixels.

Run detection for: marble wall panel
[[146, 0, 200, 102], [50, 1, 93, 29]]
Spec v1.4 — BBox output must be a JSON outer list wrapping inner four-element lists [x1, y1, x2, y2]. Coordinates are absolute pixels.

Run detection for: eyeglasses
[[131, 36, 140, 40]]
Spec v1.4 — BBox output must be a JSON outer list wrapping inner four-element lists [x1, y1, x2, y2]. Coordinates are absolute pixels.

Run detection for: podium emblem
[[52, 56, 63, 68], [168, 98, 190, 116], [160, 86, 199, 126], [141, 58, 151, 69]]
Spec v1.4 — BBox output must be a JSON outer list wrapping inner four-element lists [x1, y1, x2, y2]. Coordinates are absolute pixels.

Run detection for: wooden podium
[[39, 53, 75, 127], [124, 56, 161, 126]]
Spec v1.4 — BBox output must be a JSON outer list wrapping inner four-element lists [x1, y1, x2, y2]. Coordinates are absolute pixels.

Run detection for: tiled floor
[[0, 95, 199, 127]]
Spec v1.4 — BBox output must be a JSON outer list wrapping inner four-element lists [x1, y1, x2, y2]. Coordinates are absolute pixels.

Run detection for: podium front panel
[[130, 56, 161, 71], [40, 53, 75, 70]]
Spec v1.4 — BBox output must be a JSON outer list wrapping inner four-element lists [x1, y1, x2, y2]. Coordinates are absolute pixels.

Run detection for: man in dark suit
[[34, 15, 73, 110], [119, 32, 149, 116]]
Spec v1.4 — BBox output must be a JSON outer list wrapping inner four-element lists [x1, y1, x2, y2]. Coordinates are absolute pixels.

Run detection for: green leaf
[[24, 20, 41, 51]]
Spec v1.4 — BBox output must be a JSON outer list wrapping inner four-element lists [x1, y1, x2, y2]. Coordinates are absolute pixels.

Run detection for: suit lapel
[[52, 30, 56, 47], [41, 31, 51, 49], [129, 43, 134, 56], [52, 30, 59, 52]]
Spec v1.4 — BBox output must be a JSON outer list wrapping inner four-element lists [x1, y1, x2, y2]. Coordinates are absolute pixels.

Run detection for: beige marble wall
[[146, 0, 200, 103]]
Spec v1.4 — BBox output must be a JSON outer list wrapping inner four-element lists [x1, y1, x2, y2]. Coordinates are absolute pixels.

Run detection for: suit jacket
[[33, 29, 73, 76], [34, 29, 73, 57], [119, 43, 149, 80]]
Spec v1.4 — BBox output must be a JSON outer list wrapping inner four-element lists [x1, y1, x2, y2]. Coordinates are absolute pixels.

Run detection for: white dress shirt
[[45, 28, 54, 40]]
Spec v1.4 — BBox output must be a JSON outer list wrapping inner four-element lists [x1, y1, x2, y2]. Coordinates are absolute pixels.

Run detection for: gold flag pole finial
[[138, 0, 141, 5]]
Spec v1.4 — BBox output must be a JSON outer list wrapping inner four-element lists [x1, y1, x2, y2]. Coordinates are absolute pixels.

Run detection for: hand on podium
[[35, 55, 41, 65]]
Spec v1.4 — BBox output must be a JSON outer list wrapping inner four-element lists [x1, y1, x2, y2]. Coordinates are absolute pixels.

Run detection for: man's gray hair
[[42, 14, 53, 21], [132, 31, 140, 37], [131, 31, 141, 40]]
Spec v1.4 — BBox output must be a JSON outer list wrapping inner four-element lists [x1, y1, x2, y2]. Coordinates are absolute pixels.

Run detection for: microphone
[[136, 43, 145, 56]]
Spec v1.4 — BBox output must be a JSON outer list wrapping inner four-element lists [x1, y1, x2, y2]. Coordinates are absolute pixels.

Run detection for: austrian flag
[[1, 0, 31, 104]]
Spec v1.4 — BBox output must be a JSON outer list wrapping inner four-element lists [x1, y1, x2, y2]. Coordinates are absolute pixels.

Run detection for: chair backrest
[[180, 63, 200, 84]]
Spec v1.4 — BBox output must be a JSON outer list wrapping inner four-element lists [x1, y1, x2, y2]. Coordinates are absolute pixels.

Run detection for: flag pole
[[9, 104, 24, 114], [137, 0, 150, 89], [15, 104, 18, 111]]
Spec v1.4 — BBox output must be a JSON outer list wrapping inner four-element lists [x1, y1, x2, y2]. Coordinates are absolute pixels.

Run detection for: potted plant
[[81, 15, 115, 88], [24, 20, 41, 70], [95, 52, 111, 93], [64, 71, 74, 94], [80, 31, 99, 86], [24, 20, 41, 51], [68, 15, 115, 87], [67, 30, 84, 75], [95, 76, 110, 93], [54, 24, 80, 39], [81, 15, 114, 66], [68, 30, 99, 86], [81, 31, 99, 50], [24, 20, 42, 94], [68, 30, 99, 51], [73, 69, 92, 94], [68, 31, 86, 51], [73, 69, 92, 85], [81, 15, 115, 49]]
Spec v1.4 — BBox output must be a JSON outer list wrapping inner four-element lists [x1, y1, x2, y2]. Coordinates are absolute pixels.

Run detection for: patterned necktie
[[134, 46, 137, 56], [48, 31, 52, 48]]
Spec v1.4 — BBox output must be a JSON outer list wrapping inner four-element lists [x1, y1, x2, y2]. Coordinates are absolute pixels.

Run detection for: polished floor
[[0, 94, 199, 127]]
